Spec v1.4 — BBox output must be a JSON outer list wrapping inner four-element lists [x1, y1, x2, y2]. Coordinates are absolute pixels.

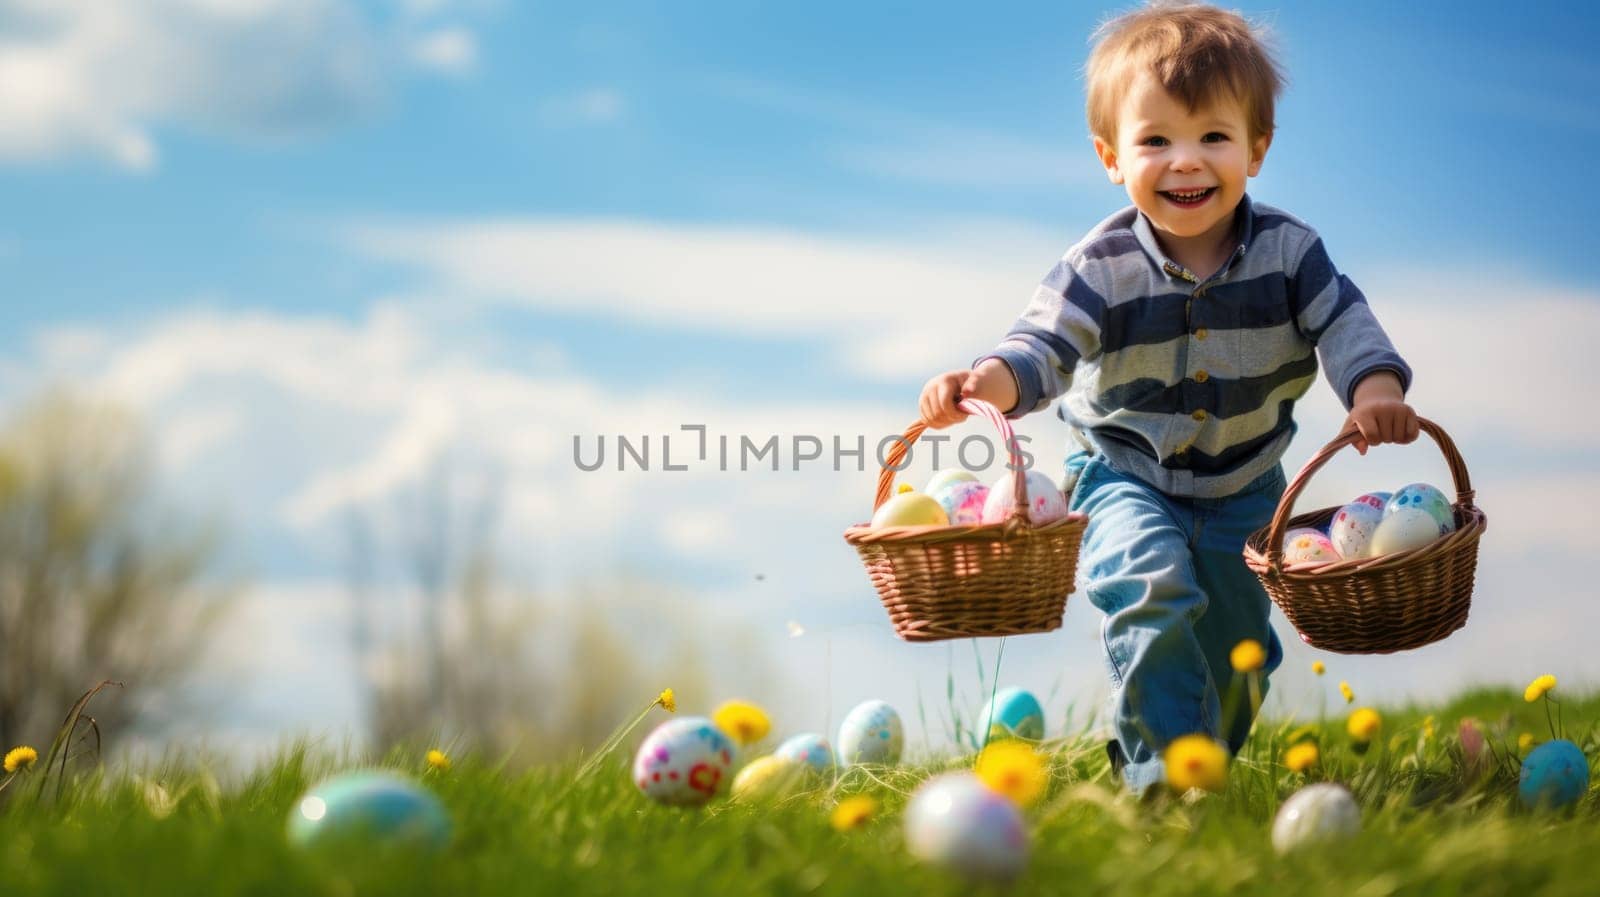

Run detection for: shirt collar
[[1132, 192, 1256, 281]]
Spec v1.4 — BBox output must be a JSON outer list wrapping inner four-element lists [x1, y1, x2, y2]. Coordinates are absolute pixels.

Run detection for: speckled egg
[[633, 716, 736, 806], [1270, 783, 1361, 853], [977, 687, 1045, 744], [1385, 483, 1455, 534], [1282, 527, 1339, 565], [837, 700, 904, 766], [1328, 497, 1386, 560], [925, 469, 979, 495], [730, 755, 805, 802], [1368, 507, 1442, 557], [1519, 739, 1589, 810], [933, 480, 991, 526], [287, 770, 451, 851], [980, 470, 1069, 525], [775, 733, 836, 774], [904, 772, 1029, 882]]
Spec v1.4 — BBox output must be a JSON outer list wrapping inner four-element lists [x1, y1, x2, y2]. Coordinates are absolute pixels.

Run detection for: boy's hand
[[1344, 370, 1419, 455], [919, 358, 1020, 429]]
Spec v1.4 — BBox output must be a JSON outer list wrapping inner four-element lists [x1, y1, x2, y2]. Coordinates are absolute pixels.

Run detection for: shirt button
[[1195, 327, 1208, 340], [1194, 369, 1209, 383], [1192, 409, 1207, 421]]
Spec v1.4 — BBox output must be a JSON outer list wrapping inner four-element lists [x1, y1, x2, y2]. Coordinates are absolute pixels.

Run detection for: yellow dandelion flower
[[3, 745, 37, 774], [1347, 707, 1382, 743], [1339, 681, 1354, 704], [1524, 674, 1557, 703], [830, 795, 878, 831], [1284, 742, 1319, 773], [1163, 734, 1228, 794], [657, 688, 677, 714], [712, 700, 772, 746], [426, 749, 450, 771], [1230, 639, 1266, 674], [1422, 716, 1435, 741], [976, 741, 1048, 807], [1519, 732, 1535, 753], [1312, 661, 1326, 676]]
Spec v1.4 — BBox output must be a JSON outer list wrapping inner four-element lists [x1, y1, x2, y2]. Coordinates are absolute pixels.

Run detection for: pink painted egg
[[1328, 498, 1385, 560], [933, 481, 990, 525], [1282, 527, 1338, 565], [980, 470, 1069, 525]]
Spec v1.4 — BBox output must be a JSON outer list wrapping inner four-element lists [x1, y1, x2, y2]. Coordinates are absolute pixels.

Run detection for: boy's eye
[[1203, 132, 1229, 142], [1141, 136, 1168, 147]]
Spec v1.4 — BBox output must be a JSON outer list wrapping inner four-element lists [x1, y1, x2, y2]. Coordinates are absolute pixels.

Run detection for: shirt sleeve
[[972, 256, 1105, 420], [1286, 229, 1413, 411]]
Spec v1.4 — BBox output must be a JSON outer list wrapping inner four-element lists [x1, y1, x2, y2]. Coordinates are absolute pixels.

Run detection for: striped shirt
[[981, 194, 1411, 499]]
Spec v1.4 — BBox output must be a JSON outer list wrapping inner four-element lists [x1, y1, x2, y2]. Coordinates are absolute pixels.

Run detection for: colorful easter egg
[[925, 469, 979, 495], [1270, 783, 1361, 853], [1385, 483, 1455, 535], [775, 733, 836, 774], [1368, 507, 1442, 556], [730, 755, 805, 802], [1328, 498, 1386, 560], [633, 716, 736, 806], [904, 772, 1030, 882], [1519, 739, 1589, 810], [933, 480, 990, 526], [871, 490, 949, 527], [837, 700, 904, 766], [977, 687, 1045, 744], [287, 771, 451, 851], [1282, 527, 1339, 565], [980, 470, 1069, 525]]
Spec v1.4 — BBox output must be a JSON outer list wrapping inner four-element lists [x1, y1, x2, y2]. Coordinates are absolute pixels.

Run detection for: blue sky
[[2, 0, 1599, 755]]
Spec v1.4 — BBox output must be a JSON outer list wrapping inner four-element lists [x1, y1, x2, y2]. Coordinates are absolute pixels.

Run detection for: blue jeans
[[1064, 451, 1286, 794]]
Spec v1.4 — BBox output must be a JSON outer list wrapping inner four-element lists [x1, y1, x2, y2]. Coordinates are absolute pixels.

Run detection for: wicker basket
[[1242, 417, 1488, 655], [843, 398, 1088, 642]]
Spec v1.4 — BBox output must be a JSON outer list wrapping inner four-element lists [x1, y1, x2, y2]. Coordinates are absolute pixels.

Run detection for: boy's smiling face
[[1093, 73, 1271, 269]]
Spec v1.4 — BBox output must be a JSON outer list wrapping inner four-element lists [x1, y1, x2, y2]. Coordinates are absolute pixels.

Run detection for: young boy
[[918, 1, 1419, 794]]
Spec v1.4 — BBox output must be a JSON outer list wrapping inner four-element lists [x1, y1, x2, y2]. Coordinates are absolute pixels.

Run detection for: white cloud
[[0, 0, 482, 170], [536, 87, 625, 127], [410, 27, 477, 75]]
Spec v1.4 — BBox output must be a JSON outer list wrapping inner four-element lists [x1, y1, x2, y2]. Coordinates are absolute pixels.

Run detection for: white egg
[[633, 717, 736, 806], [1271, 783, 1361, 853], [1282, 527, 1339, 564], [904, 773, 1030, 882], [981, 470, 1069, 525], [1328, 499, 1385, 560], [1368, 507, 1443, 556], [837, 700, 904, 766]]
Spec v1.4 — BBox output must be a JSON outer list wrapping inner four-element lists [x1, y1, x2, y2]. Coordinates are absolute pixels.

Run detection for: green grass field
[[2, 687, 1598, 896]]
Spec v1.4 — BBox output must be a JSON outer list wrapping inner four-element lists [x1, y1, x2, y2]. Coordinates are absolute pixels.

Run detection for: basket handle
[[871, 399, 1032, 521], [1263, 415, 1475, 571]]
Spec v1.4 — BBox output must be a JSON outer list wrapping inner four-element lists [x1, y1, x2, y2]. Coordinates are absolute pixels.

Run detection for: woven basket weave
[[843, 398, 1088, 642], [1242, 417, 1487, 655]]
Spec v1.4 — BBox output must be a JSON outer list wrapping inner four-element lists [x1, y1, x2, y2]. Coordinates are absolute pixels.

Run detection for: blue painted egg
[[775, 733, 836, 774], [836, 700, 904, 766], [1385, 483, 1455, 535], [977, 687, 1045, 744], [287, 770, 451, 850], [1519, 739, 1589, 810]]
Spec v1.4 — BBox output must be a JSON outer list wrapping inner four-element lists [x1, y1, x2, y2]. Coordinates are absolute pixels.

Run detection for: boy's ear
[[1247, 132, 1273, 177], [1092, 135, 1124, 185]]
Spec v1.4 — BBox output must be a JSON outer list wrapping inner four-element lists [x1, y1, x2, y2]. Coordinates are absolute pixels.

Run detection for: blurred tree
[[346, 460, 772, 763], [0, 392, 234, 749]]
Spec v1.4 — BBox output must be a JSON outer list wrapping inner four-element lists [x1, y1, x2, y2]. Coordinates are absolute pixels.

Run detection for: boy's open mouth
[[1159, 187, 1216, 208]]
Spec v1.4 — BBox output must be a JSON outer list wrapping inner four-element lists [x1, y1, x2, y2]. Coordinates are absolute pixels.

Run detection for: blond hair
[[1085, 1, 1284, 145]]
